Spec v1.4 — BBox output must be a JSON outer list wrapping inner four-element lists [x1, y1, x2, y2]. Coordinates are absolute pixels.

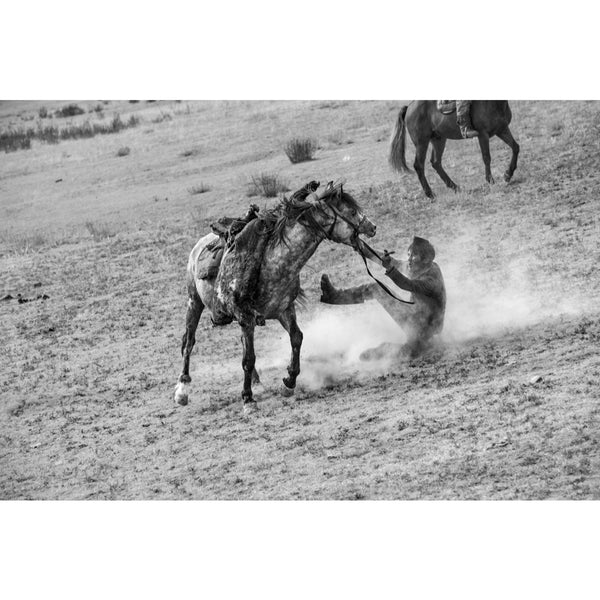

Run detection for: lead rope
[[318, 203, 415, 305], [355, 239, 415, 305]]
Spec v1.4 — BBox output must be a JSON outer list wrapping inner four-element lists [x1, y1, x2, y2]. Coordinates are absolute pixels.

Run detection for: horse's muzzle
[[359, 218, 376, 238]]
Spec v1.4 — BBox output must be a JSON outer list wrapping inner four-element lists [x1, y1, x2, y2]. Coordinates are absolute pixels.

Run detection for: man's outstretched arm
[[385, 266, 437, 297]]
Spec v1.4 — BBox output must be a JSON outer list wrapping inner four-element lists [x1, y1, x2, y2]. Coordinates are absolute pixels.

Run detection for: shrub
[[247, 173, 289, 198], [284, 137, 317, 164], [0, 130, 32, 152], [0, 113, 140, 153], [85, 221, 115, 241], [37, 124, 60, 144], [327, 130, 353, 146], [38, 107, 48, 119], [188, 183, 210, 195], [117, 146, 130, 157], [152, 112, 172, 123], [180, 147, 202, 157], [3, 231, 48, 255], [55, 104, 85, 118]]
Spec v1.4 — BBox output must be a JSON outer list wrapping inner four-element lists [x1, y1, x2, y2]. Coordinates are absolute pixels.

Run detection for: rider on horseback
[[456, 100, 478, 138]]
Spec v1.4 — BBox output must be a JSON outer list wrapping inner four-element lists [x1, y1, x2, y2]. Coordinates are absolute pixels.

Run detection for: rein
[[355, 239, 415, 305], [312, 201, 414, 306]]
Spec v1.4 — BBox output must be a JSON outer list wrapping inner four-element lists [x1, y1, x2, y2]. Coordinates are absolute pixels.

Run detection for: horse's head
[[306, 183, 376, 247]]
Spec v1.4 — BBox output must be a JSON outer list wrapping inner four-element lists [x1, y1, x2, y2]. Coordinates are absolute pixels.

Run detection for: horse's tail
[[388, 105, 411, 173]]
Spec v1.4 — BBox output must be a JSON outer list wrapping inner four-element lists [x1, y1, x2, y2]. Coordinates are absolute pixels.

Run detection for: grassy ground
[[1, 100, 599, 499]]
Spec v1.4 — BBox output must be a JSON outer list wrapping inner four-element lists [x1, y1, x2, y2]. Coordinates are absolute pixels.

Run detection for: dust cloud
[[440, 226, 586, 343], [264, 304, 405, 390], [263, 224, 589, 390]]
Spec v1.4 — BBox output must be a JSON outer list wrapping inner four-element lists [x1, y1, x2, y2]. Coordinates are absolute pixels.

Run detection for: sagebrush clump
[[284, 137, 317, 164], [247, 173, 289, 197]]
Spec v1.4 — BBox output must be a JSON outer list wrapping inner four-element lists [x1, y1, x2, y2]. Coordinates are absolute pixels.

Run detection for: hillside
[[0, 100, 599, 499]]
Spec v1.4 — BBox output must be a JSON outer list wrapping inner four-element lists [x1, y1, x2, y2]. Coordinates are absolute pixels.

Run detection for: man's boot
[[320, 274, 374, 304], [456, 101, 478, 138]]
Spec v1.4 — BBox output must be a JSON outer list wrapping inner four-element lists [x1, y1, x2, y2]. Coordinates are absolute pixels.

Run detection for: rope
[[355, 239, 414, 305]]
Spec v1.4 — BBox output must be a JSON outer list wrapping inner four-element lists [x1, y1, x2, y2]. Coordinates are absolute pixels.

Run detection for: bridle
[[311, 198, 366, 247], [354, 238, 414, 304], [310, 199, 414, 305]]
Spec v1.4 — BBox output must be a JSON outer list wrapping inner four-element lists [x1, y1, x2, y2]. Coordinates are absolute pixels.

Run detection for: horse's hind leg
[[278, 305, 303, 397], [496, 127, 520, 182], [174, 287, 204, 406], [430, 138, 458, 191], [414, 142, 435, 198], [477, 133, 495, 184]]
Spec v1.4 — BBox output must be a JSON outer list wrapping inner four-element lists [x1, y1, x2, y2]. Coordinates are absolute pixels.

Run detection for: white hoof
[[174, 382, 190, 406], [280, 383, 295, 397], [243, 401, 258, 414]]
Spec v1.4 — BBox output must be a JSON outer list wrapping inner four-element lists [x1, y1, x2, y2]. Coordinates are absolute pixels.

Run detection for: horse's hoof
[[174, 382, 190, 406], [243, 400, 258, 414], [280, 382, 295, 397]]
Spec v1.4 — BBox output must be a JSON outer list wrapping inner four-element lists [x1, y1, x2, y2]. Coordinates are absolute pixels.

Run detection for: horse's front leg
[[240, 321, 258, 411], [477, 133, 495, 184], [174, 287, 204, 406], [278, 305, 303, 397]]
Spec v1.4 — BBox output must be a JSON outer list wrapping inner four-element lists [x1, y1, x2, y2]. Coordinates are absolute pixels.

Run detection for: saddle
[[196, 204, 261, 280], [211, 203, 261, 245], [437, 100, 456, 115]]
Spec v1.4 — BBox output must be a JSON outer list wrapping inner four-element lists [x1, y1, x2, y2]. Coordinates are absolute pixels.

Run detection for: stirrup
[[461, 127, 479, 139]]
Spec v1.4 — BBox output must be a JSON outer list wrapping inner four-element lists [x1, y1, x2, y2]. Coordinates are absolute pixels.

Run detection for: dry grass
[[187, 183, 210, 195], [247, 173, 289, 197], [85, 221, 117, 241], [0, 114, 140, 152], [0, 100, 599, 500]]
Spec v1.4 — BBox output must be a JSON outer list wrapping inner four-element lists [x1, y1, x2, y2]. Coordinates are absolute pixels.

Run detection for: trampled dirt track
[[1, 100, 599, 499]]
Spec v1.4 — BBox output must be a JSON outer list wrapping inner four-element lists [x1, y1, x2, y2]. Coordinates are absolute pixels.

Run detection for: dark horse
[[389, 101, 520, 198]]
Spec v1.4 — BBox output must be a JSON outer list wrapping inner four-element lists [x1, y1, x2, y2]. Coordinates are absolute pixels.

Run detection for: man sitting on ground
[[320, 236, 446, 358]]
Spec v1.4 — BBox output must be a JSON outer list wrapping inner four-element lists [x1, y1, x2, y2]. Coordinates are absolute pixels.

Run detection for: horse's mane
[[262, 189, 362, 247]]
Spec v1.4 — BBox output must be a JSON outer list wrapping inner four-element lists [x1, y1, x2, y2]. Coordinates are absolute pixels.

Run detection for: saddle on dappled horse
[[437, 100, 457, 115], [195, 205, 260, 280]]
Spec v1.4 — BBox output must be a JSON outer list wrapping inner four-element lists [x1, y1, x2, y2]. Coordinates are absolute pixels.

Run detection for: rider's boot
[[456, 100, 479, 138], [320, 274, 375, 304]]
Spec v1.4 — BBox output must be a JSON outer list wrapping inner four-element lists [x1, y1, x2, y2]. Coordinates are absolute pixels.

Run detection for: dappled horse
[[389, 101, 520, 198], [174, 182, 377, 412]]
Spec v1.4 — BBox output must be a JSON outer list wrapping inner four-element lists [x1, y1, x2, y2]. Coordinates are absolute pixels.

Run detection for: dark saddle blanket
[[196, 204, 261, 280], [437, 100, 456, 115]]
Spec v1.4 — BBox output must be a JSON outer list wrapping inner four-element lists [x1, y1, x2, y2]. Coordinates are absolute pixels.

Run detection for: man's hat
[[409, 236, 435, 261]]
